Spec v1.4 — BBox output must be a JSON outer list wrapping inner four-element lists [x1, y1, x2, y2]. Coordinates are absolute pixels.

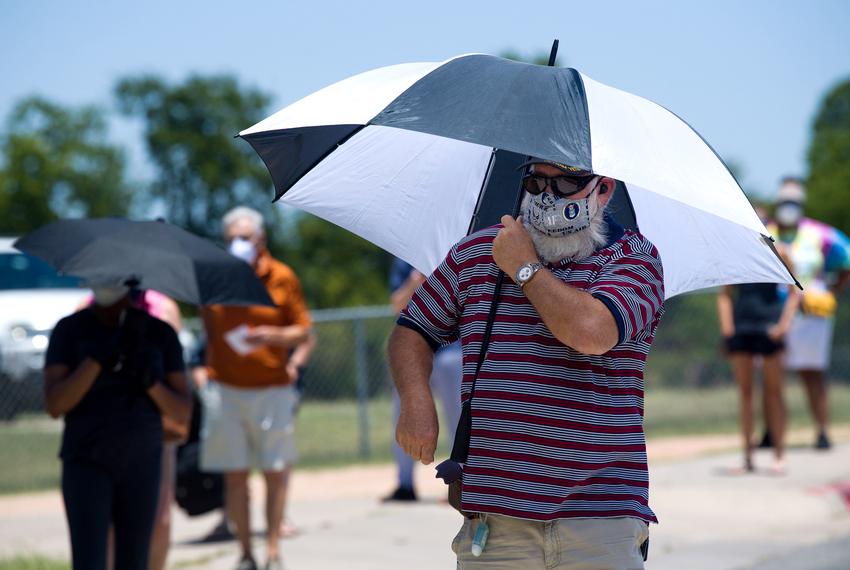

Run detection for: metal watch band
[[517, 262, 544, 288]]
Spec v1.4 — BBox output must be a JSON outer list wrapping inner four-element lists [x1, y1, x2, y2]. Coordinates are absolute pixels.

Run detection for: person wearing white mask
[[199, 206, 315, 570], [44, 280, 191, 570], [761, 178, 850, 450]]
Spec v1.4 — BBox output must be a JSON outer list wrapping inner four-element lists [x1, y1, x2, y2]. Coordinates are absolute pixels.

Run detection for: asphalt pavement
[[1, 438, 848, 569]]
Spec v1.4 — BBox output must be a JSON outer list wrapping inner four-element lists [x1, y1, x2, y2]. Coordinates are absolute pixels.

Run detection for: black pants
[[62, 444, 162, 570]]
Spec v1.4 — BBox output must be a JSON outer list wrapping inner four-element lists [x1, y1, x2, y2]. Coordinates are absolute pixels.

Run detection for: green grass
[[0, 556, 69, 570], [294, 396, 454, 469], [644, 382, 850, 438], [2, 385, 849, 494], [0, 416, 62, 494]]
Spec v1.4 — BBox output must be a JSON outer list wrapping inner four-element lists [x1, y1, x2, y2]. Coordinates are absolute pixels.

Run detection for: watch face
[[518, 266, 533, 281]]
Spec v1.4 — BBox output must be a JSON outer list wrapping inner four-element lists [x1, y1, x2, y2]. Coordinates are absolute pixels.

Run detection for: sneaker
[[235, 556, 258, 570], [756, 431, 773, 449], [200, 517, 235, 543], [265, 558, 284, 570], [815, 432, 832, 450], [381, 485, 417, 502]]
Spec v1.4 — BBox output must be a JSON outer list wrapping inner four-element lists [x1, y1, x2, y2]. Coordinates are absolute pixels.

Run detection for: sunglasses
[[521, 173, 596, 198]]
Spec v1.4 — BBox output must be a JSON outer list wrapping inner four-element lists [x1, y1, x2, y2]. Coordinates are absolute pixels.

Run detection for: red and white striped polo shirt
[[399, 224, 665, 523]]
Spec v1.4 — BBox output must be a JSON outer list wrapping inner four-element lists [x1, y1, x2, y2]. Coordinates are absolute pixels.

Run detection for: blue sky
[[3, 0, 848, 198]]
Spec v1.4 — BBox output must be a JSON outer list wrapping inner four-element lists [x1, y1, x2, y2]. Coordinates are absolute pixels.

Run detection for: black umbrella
[[14, 218, 273, 306]]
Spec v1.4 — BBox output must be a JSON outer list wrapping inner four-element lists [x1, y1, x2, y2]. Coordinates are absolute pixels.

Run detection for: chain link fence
[[294, 306, 399, 466], [2, 292, 850, 493]]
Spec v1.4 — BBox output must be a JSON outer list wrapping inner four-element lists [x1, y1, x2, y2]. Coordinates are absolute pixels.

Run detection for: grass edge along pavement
[[0, 555, 69, 570], [3, 433, 850, 570], [2, 385, 850, 494]]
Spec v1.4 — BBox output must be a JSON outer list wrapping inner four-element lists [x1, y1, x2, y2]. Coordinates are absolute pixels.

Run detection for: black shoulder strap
[[448, 271, 506, 463]]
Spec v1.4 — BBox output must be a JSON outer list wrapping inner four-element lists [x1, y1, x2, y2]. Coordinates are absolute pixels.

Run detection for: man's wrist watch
[[515, 261, 544, 288]]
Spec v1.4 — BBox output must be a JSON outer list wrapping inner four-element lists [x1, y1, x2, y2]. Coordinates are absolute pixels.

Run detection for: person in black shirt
[[44, 283, 191, 570], [717, 223, 800, 474]]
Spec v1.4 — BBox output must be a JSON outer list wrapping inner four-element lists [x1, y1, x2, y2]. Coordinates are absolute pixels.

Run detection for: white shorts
[[200, 380, 298, 472], [785, 314, 835, 371]]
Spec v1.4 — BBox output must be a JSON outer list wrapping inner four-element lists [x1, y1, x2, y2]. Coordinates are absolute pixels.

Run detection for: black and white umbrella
[[240, 53, 795, 297]]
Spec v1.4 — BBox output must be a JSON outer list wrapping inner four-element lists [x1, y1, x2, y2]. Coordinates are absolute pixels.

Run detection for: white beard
[[521, 194, 609, 264]]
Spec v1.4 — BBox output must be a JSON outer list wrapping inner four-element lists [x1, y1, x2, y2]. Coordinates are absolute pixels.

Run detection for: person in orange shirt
[[199, 206, 314, 570]]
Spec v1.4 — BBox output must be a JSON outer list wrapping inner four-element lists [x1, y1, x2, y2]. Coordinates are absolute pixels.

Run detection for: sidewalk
[[1, 431, 849, 569]]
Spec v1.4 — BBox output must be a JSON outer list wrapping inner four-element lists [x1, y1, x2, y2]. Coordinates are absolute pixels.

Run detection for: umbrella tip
[[548, 39, 559, 67]]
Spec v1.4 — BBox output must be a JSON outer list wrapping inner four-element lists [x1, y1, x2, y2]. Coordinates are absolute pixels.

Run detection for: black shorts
[[726, 333, 783, 356]]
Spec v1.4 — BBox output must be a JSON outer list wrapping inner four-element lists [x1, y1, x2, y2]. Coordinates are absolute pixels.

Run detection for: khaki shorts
[[452, 514, 649, 569], [200, 380, 298, 472]]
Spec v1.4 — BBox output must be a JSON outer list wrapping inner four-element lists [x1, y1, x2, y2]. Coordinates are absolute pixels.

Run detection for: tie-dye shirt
[[774, 218, 850, 291]]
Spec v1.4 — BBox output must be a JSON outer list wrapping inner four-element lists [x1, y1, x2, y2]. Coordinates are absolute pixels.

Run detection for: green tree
[[500, 48, 563, 67], [0, 97, 130, 234], [114, 74, 274, 240], [116, 73, 392, 308], [279, 214, 392, 309], [806, 77, 850, 233]]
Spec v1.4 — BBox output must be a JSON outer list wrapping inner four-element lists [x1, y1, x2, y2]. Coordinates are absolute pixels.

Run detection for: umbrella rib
[[761, 235, 802, 290]]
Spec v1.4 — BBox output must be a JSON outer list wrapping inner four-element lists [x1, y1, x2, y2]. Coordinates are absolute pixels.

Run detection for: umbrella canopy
[[14, 218, 273, 306], [240, 53, 795, 298]]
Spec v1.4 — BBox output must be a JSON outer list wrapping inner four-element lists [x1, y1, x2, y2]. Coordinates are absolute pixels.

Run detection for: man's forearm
[[289, 330, 316, 368], [522, 269, 619, 355], [274, 325, 311, 347], [387, 325, 440, 464], [492, 215, 617, 354], [387, 326, 434, 399]]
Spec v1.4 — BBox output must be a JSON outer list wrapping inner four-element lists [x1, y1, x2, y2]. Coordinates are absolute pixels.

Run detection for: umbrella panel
[[15, 219, 273, 306], [468, 150, 638, 234]]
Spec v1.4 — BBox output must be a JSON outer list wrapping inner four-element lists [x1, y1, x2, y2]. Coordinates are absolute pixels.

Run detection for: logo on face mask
[[524, 178, 599, 237]]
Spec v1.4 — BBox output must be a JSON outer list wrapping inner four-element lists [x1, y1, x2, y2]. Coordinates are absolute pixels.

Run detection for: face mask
[[524, 178, 599, 237], [92, 286, 130, 307], [228, 238, 258, 264], [775, 202, 803, 227]]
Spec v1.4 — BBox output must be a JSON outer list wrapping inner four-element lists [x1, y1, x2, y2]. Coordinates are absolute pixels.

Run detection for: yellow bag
[[802, 289, 837, 318]]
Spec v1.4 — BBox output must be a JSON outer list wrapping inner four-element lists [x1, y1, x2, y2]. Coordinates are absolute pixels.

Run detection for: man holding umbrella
[[199, 206, 314, 570], [388, 160, 664, 568]]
